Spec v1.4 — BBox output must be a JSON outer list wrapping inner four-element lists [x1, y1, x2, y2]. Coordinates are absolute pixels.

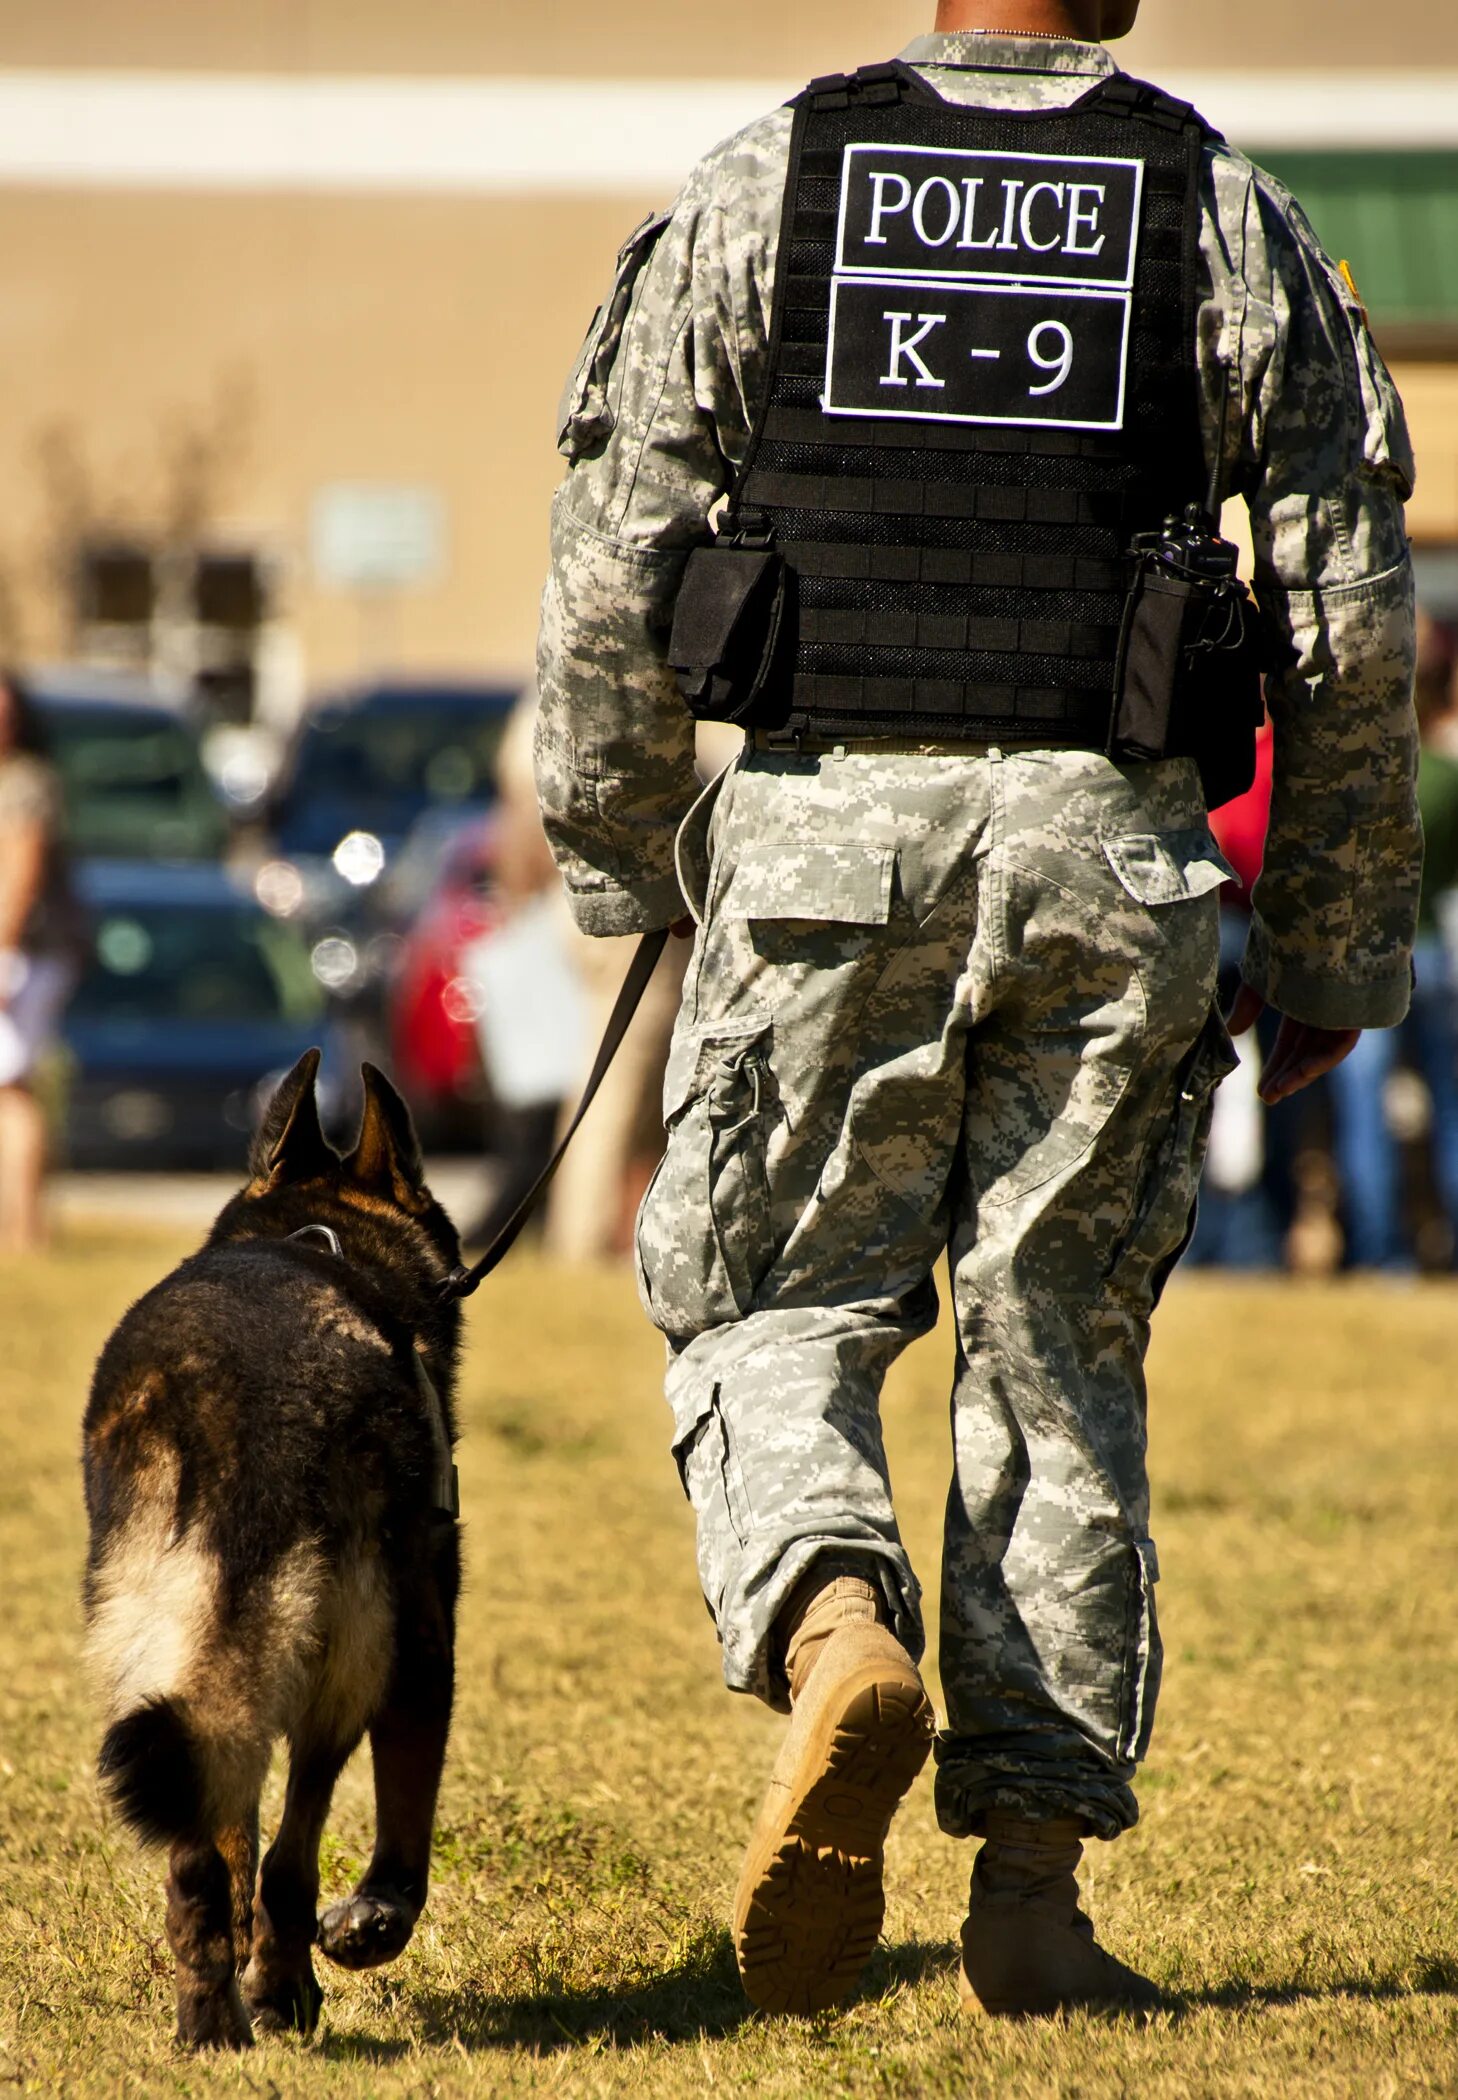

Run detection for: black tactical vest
[[726, 63, 1216, 747]]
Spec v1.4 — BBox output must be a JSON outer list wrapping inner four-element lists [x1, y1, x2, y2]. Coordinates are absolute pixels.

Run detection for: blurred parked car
[[31, 666, 230, 860], [387, 814, 505, 1148], [266, 678, 517, 923], [61, 859, 346, 1169]]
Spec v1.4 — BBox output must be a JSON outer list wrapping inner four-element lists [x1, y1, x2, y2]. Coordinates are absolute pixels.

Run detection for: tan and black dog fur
[[82, 1051, 463, 2048]]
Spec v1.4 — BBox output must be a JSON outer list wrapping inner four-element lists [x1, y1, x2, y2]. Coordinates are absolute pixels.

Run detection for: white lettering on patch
[[881, 311, 947, 387], [835, 144, 1142, 291], [826, 143, 1144, 431]]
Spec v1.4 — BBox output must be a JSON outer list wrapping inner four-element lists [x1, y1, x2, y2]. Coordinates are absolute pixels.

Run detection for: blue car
[[269, 679, 518, 909], [62, 860, 346, 1170], [32, 666, 230, 862]]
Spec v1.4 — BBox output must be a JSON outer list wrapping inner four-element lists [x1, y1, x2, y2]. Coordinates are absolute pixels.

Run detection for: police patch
[[824, 143, 1144, 432]]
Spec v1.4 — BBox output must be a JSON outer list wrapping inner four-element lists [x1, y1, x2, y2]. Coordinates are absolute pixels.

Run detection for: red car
[[388, 815, 505, 1147]]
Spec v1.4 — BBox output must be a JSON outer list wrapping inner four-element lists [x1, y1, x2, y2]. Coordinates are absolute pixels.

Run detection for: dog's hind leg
[[318, 1545, 456, 1973], [166, 1837, 253, 2049], [242, 1737, 352, 2035], [217, 1810, 259, 1971]]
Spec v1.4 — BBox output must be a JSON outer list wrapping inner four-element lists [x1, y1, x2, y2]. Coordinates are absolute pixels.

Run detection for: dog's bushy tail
[[97, 1698, 207, 1846]]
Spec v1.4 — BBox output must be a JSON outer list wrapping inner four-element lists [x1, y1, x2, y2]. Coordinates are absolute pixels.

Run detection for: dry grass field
[[2, 1226, 1457, 2098]]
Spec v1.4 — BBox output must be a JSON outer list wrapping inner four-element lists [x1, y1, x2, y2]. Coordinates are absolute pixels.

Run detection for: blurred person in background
[[0, 671, 83, 1250], [542, 915, 688, 1261], [1326, 612, 1458, 1268], [1189, 718, 1306, 1267], [461, 690, 583, 1250], [540, 732, 730, 1263], [546, 919, 689, 1260], [461, 686, 689, 1261]]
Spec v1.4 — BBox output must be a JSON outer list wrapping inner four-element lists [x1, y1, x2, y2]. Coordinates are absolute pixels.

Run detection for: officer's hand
[[669, 915, 695, 939], [1226, 983, 1360, 1106]]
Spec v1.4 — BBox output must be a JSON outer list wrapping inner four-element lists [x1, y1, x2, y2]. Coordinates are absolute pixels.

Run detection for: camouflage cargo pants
[[635, 743, 1236, 1840]]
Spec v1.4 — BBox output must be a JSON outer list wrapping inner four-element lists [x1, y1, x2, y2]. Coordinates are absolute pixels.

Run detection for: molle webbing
[[730, 64, 1213, 746]]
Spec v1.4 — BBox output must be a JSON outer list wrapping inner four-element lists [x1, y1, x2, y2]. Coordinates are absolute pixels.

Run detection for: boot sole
[[959, 1952, 1164, 2020], [960, 1985, 1162, 2020], [734, 1667, 934, 2017], [959, 1970, 1164, 2020]]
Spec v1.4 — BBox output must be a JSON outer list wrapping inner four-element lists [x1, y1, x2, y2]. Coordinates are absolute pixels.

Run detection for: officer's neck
[[934, 0, 1107, 39]]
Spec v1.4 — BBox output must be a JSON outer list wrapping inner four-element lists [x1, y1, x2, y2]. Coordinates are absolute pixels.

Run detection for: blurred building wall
[[0, 1, 1455, 700], [5, 2, 1458, 74]]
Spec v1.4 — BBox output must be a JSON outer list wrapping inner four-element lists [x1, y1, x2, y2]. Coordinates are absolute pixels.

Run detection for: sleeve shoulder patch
[[1262, 182, 1416, 503], [556, 210, 672, 462]]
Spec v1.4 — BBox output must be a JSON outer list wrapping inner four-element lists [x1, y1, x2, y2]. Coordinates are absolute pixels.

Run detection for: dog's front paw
[[316, 1892, 416, 1970], [241, 1955, 324, 2034]]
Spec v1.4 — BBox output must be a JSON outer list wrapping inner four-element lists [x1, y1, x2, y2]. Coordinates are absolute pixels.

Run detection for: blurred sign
[[311, 483, 445, 591]]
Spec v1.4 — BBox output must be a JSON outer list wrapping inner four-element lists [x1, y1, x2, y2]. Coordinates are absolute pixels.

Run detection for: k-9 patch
[[823, 143, 1145, 432]]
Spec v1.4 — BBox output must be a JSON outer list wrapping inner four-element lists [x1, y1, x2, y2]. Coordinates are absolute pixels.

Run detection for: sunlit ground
[[3, 1227, 1456, 2097]]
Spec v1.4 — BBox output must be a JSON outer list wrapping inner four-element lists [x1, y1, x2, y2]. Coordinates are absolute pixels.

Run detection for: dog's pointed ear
[[342, 1063, 426, 1210], [249, 1048, 335, 1190]]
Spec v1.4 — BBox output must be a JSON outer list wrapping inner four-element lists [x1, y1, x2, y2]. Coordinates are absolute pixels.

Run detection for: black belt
[[747, 727, 1096, 757]]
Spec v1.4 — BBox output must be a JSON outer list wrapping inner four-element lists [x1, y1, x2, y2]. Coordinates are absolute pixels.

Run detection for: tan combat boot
[[733, 1567, 934, 2017], [958, 1810, 1161, 2018]]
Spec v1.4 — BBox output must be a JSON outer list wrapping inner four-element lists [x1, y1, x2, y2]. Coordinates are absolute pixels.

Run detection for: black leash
[[437, 926, 670, 1304]]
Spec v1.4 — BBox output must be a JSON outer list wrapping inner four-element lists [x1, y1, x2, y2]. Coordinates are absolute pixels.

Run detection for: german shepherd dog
[[81, 1050, 463, 2048]]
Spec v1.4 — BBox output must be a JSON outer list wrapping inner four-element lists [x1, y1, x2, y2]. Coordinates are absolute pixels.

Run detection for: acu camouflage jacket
[[535, 32, 1422, 1031]]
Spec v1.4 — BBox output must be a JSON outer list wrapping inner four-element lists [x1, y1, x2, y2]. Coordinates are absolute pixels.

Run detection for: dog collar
[[287, 1223, 343, 1259]]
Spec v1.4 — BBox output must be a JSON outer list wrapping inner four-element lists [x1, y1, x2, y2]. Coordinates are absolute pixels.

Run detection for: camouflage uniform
[[535, 34, 1420, 1840]]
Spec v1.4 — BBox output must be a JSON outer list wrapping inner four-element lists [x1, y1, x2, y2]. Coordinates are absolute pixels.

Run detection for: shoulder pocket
[[556, 209, 671, 461], [1102, 829, 1235, 907]]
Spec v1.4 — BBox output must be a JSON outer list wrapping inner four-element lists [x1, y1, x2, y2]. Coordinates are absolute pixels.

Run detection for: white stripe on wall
[[0, 73, 794, 195], [0, 70, 1453, 197]]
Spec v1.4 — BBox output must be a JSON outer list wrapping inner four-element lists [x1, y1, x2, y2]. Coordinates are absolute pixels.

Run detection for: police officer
[[535, 0, 1421, 2020]]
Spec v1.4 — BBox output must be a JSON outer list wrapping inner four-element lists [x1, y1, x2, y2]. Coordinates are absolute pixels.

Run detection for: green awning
[[1255, 151, 1458, 347]]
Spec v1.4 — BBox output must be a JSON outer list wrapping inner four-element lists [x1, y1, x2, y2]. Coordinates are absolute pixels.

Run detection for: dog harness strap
[[437, 925, 671, 1303]]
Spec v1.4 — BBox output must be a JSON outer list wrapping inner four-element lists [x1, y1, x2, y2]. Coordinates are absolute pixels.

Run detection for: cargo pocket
[[1102, 827, 1236, 908], [556, 210, 670, 460], [1107, 1006, 1241, 1302], [670, 1386, 752, 1550], [1118, 1537, 1163, 1765], [635, 1014, 777, 1338]]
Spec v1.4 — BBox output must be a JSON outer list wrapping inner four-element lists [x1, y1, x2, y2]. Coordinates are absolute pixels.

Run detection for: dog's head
[[210, 1048, 462, 1301]]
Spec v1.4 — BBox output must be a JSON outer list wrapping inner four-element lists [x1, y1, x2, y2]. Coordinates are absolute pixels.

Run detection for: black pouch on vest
[[1111, 509, 1267, 810], [668, 535, 795, 730]]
